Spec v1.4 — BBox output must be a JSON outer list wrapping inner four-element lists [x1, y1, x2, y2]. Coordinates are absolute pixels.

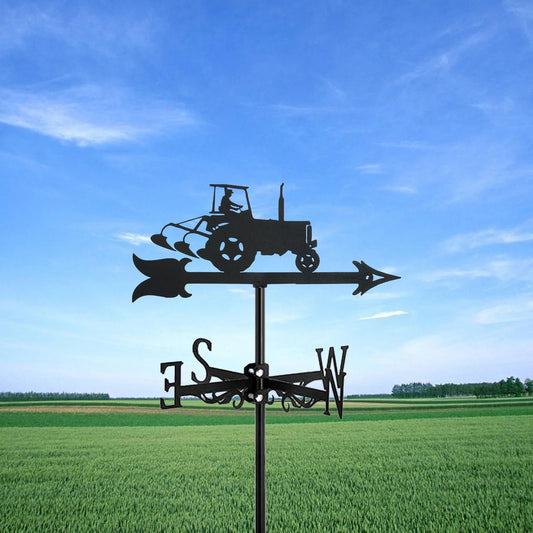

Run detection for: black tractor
[[151, 183, 320, 273]]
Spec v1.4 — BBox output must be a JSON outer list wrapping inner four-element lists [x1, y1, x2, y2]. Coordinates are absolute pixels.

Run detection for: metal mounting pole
[[255, 284, 266, 533]]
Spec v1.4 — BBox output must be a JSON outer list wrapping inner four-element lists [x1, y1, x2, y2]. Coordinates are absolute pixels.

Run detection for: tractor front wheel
[[206, 229, 256, 273], [295, 249, 320, 273]]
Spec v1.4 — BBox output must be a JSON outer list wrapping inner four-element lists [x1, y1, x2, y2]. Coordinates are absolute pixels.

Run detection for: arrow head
[[352, 261, 401, 295]]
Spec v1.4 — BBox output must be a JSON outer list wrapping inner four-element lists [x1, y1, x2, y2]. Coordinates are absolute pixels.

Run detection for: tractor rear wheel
[[295, 249, 320, 273], [206, 228, 256, 273]]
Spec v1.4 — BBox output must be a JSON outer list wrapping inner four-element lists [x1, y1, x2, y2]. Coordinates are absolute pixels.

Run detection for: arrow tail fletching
[[132, 254, 192, 301]]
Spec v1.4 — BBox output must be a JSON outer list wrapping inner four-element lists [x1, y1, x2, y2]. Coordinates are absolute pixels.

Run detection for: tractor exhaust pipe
[[278, 182, 284, 221]]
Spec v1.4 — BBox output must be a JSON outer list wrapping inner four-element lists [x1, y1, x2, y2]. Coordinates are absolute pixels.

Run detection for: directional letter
[[316, 346, 348, 418], [160, 361, 183, 409]]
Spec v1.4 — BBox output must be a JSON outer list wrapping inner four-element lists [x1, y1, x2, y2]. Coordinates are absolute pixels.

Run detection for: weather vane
[[132, 183, 400, 533]]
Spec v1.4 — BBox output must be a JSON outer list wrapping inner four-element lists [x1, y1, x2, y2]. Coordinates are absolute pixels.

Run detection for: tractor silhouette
[[151, 183, 320, 273]]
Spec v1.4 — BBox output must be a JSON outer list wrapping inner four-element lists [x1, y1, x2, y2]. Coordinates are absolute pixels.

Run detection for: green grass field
[[1, 398, 532, 532]]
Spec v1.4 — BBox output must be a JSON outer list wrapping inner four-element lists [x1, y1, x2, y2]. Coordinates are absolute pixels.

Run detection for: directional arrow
[[132, 254, 400, 301]]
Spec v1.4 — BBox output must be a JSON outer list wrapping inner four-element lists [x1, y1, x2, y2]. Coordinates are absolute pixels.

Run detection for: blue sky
[[1, 1, 532, 397]]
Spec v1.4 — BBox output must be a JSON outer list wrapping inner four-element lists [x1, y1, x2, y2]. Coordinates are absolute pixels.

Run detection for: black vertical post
[[255, 285, 266, 533]]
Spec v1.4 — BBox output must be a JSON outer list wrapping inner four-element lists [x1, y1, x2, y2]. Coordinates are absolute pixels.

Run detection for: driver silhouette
[[219, 188, 243, 215]]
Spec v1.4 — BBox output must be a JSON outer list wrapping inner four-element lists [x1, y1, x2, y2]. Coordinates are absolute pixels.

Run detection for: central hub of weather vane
[[132, 183, 400, 533]]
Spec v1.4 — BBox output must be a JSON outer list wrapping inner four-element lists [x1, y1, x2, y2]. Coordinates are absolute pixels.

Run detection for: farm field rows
[[1, 399, 532, 532], [1, 397, 532, 427]]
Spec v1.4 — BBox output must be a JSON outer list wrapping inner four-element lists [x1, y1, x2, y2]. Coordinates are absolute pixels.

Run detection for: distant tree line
[[391, 377, 533, 398], [0, 392, 110, 402], [346, 393, 390, 394]]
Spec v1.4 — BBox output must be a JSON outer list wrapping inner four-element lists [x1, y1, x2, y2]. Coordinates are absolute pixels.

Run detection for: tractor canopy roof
[[209, 184, 249, 190], [209, 184, 252, 214]]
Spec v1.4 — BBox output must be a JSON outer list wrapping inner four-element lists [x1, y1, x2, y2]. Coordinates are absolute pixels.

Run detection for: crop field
[[1, 398, 532, 532]]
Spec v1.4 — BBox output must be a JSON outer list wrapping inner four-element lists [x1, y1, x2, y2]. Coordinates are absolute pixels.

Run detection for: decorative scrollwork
[[277, 379, 320, 412], [200, 389, 246, 407], [280, 393, 319, 412], [232, 394, 246, 409]]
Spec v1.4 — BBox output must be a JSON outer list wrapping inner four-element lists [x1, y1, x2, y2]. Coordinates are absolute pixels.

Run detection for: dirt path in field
[[0, 405, 160, 414], [344, 401, 406, 407], [0, 401, 406, 414], [0, 405, 251, 415]]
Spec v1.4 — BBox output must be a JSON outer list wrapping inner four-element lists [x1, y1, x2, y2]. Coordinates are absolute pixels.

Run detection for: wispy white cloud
[[0, 3, 154, 54], [359, 310, 408, 320], [115, 232, 151, 246], [443, 224, 533, 253], [268, 104, 353, 116], [452, 145, 532, 203], [377, 141, 437, 150], [357, 163, 382, 175], [227, 288, 254, 299], [382, 184, 418, 195], [421, 257, 533, 283], [385, 137, 524, 204], [397, 29, 492, 84], [319, 77, 347, 101], [474, 299, 533, 324], [0, 86, 199, 146], [505, 0, 533, 46], [472, 97, 515, 115], [362, 291, 405, 301]]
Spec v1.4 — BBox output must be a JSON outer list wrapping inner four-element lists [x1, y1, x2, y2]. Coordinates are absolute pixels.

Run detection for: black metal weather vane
[[132, 182, 400, 533]]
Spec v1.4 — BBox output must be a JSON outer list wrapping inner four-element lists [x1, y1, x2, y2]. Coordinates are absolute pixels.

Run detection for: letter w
[[316, 346, 348, 419]]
